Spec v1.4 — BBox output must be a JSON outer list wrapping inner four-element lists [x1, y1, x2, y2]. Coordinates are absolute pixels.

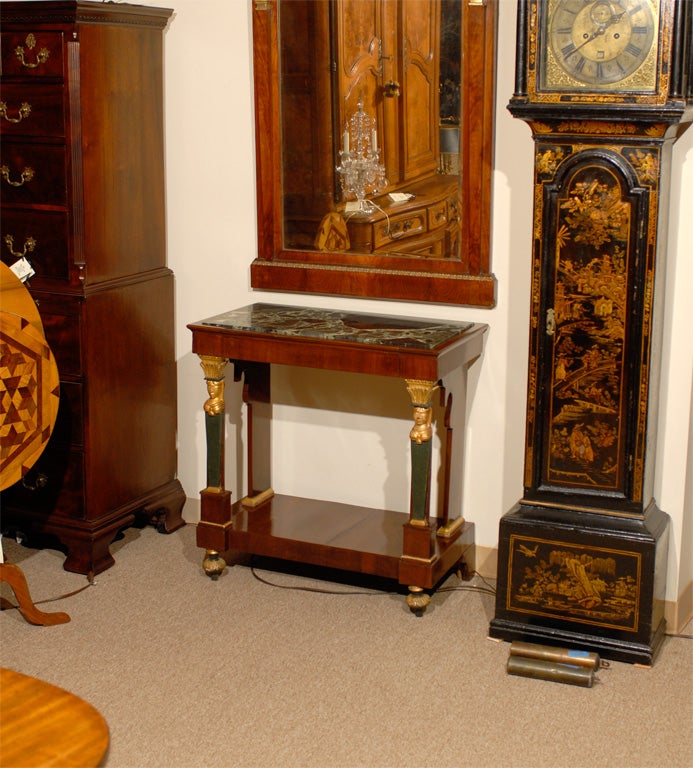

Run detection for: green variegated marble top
[[199, 304, 473, 350]]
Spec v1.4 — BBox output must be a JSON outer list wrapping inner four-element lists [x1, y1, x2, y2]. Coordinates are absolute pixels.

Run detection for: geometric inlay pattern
[[0, 311, 59, 491]]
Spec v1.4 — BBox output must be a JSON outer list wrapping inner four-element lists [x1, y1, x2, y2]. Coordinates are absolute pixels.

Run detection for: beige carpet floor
[[1, 522, 691, 768]]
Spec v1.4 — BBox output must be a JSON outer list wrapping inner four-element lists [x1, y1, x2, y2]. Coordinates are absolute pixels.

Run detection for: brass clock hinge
[[254, 0, 273, 10]]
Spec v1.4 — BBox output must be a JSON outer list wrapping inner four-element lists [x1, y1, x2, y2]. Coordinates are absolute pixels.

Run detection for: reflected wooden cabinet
[[332, 0, 440, 187], [282, 0, 443, 249], [0, 1, 185, 574]]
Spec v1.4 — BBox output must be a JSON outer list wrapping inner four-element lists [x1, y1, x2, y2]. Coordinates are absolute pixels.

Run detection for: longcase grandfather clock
[[490, 0, 692, 664]]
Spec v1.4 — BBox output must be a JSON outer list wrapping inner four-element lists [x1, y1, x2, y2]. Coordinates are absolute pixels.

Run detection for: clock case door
[[525, 144, 656, 516]]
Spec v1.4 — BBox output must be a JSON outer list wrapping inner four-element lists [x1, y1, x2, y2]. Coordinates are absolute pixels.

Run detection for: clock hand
[[571, 9, 627, 56], [572, 26, 605, 54]]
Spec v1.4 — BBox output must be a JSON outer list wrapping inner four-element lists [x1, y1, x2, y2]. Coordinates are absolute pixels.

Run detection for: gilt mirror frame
[[250, 0, 498, 307]]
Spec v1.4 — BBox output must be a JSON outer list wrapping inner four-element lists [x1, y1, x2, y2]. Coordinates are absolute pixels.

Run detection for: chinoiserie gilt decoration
[[489, 0, 692, 666]]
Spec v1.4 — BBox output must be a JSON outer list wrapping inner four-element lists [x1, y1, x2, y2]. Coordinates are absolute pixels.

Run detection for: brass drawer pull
[[1, 165, 35, 187], [4, 234, 37, 259], [14, 34, 50, 69], [0, 101, 32, 124], [22, 473, 48, 491]]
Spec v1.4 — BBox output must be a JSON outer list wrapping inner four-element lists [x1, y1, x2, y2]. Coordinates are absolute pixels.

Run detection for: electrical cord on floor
[[250, 567, 390, 596], [250, 562, 496, 598], [437, 571, 497, 598]]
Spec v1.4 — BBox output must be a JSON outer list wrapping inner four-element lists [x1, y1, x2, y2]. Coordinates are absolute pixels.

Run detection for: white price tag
[[9, 257, 35, 282], [388, 192, 414, 203]]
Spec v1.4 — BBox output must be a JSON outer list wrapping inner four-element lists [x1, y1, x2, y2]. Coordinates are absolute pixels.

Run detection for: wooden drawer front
[[377, 226, 447, 257], [1, 142, 67, 205], [5, 446, 85, 521], [0, 83, 65, 137], [49, 380, 84, 448], [1, 209, 70, 281], [374, 211, 426, 248], [1, 32, 65, 79], [428, 200, 448, 230], [35, 301, 83, 378]]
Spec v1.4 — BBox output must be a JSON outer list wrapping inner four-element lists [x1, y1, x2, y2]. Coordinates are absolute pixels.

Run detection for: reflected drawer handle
[[14, 34, 51, 69], [22, 473, 48, 491], [1, 165, 35, 187], [0, 101, 32, 124], [4, 234, 37, 259]]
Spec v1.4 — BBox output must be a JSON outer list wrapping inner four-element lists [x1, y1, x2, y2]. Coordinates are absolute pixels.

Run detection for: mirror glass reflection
[[279, 0, 464, 260]]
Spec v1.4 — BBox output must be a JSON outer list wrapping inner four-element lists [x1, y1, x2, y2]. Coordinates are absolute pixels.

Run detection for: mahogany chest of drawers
[[0, 1, 185, 574]]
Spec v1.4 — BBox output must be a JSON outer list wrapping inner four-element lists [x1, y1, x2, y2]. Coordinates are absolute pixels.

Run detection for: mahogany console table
[[188, 304, 487, 611]]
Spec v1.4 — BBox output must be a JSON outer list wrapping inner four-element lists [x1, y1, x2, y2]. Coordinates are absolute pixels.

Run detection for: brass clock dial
[[544, 0, 658, 90]]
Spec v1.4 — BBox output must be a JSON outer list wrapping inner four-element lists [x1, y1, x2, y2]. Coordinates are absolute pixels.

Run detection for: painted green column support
[[199, 355, 228, 490], [403, 379, 439, 613], [406, 379, 438, 525], [198, 355, 229, 579]]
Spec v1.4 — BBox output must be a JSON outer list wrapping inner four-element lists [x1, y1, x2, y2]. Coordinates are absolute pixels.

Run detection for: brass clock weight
[[489, 0, 692, 665]]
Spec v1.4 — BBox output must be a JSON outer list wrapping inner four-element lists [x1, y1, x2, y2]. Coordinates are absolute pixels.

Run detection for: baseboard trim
[[471, 544, 497, 581], [666, 578, 693, 635]]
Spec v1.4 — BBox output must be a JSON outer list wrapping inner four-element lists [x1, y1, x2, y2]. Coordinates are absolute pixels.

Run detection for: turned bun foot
[[202, 550, 227, 580]]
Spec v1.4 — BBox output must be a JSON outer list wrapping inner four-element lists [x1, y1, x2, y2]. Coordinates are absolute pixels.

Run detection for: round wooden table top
[[0, 264, 60, 491], [0, 667, 109, 768]]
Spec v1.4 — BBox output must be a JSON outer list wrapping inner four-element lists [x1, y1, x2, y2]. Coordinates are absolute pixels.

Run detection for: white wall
[[156, 1, 691, 606]]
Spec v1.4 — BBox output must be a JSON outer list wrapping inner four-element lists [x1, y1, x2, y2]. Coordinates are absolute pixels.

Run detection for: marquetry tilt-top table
[[188, 303, 487, 611], [0, 667, 109, 768]]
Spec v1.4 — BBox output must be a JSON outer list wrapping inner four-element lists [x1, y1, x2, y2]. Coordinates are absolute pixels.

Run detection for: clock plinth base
[[489, 501, 670, 666]]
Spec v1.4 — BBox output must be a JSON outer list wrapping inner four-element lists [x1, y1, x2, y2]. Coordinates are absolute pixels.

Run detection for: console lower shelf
[[199, 493, 474, 590]]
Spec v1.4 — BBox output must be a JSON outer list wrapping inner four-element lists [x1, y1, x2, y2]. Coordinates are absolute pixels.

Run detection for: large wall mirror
[[250, 0, 498, 306]]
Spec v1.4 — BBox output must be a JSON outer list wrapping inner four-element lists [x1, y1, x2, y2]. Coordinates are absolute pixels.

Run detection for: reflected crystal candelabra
[[335, 101, 387, 215]]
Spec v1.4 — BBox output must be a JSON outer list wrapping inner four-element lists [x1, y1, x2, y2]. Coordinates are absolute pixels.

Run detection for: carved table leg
[[0, 563, 70, 626], [402, 379, 439, 613], [234, 361, 274, 506], [436, 364, 467, 539], [197, 356, 231, 578]]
